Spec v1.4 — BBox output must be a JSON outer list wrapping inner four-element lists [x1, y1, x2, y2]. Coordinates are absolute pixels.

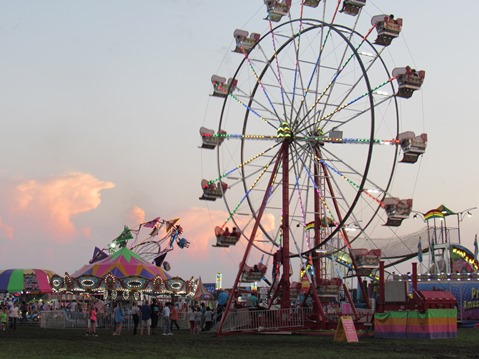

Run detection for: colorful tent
[[71, 247, 171, 281], [193, 277, 214, 301], [0, 269, 55, 294]]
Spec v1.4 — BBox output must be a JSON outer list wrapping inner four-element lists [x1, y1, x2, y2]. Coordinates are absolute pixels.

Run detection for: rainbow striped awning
[[424, 209, 444, 221], [0, 269, 55, 294]]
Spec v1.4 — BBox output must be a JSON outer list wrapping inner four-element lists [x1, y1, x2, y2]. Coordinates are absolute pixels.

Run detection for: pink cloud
[[125, 206, 146, 227], [0, 216, 14, 240], [4, 172, 115, 242]]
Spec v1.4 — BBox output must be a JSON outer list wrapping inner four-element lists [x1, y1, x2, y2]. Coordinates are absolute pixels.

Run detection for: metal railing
[[40, 310, 191, 330], [220, 307, 313, 333]]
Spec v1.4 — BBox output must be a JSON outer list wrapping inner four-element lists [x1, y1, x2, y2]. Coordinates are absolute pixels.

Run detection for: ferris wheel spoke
[[304, 151, 389, 241], [316, 94, 394, 134], [236, 48, 288, 124], [224, 149, 284, 230], [267, 20, 290, 121], [292, 144, 341, 225], [291, 23, 378, 134], [303, 75, 396, 136], [289, 145, 323, 253], [318, 144, 390, 198], [226, 86, 279, 129], [285, 20, 309, 126], [301, 26, 379, 134], [315, 34, 385, 131], [210, 141, 281, 186]]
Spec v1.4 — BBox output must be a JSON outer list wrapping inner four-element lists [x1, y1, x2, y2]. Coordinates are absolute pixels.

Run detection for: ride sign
[[334, 316, 359, 343]]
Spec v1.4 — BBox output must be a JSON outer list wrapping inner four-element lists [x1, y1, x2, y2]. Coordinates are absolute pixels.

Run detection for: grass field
[[1, 325, 478, 359]]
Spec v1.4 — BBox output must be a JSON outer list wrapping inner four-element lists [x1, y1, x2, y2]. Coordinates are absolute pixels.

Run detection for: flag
[[149, 226, 160, 237], [165, 218, 180, 233], [114, 225, 134, 247], [154, 253, 167, 267], [142, 217, 160, 228], [89, 247, 109, 264], [474, 235, 478, 262], [417, 238, 423, 263], [304, 221, 314, 231]]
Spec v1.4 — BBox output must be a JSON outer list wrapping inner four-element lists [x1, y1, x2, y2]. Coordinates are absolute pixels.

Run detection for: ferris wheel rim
[[215, 17, 401, 258]]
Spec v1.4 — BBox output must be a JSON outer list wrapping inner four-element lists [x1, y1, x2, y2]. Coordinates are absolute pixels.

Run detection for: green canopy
[[436, 204, 456, 216]]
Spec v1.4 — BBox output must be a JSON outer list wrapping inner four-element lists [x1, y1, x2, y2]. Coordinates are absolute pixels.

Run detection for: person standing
[[162, 302, 172, 335], [140, 300, 151, 336], [247, 291, 259, 308], [194, 305, 203, 335], [1, 307, 8, 332], [113, 302, 125, 336], [131, 302, 140, 335], [216, 290, 229, 323], [203, 307, 213, 332], [170, 304, 180, 331], [9, 303, 20, 331], [188, 305, 196, 334], [87, 304, 98, 336], [150, 299, 160, 335], [70, 300, 77, 312], [20, 302, 27, 324]]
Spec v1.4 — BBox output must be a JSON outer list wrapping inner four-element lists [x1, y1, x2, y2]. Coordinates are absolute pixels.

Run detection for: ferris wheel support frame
[[320, 160, 372, 309], [279, 142, 291, 309], [217, 144, 285, 334]]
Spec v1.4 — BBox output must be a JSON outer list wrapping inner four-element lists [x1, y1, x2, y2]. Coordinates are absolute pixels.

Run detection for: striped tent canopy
[[424, 209, 444, 221], [71, 247, 171, 281], [0, 269, 56, 294], [193, 277, 213, 301]]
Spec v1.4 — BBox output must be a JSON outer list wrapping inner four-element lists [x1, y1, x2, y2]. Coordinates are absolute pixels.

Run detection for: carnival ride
[[48, 216, 195, 300], [67, 247, 172, 302], [127, 217, 191, 265], [199, 0, 428, 333]]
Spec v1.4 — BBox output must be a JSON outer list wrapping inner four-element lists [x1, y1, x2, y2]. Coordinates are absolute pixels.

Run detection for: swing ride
[[199, 0, 428, 333], [53, 217, 194, 300]]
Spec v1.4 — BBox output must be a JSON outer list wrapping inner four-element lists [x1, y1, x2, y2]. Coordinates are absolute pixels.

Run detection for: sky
[[0, 1, 478, 288]]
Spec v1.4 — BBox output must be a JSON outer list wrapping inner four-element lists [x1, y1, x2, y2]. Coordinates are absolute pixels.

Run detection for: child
[[87, 305, 98, 336], [0, 307, 8, 332]]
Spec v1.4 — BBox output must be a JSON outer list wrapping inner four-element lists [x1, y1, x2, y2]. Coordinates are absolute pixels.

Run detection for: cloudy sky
[[0, 1, 477, 287]]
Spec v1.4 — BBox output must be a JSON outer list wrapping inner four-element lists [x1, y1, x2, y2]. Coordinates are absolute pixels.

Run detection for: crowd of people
[[0, 288, 268, 337], [0, 299, 43, 332], [83, 298, 221, 337]]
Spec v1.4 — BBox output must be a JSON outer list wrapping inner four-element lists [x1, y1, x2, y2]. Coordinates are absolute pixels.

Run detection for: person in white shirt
[[9, 303, 20, 330], [162, 302, 172, 335]]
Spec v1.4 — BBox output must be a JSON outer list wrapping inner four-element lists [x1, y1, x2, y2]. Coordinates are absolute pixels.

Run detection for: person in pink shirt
[[87, 304, 98, 336]]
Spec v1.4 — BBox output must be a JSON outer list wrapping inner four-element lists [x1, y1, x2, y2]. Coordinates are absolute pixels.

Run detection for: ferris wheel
[[199, 0, 426, 329]]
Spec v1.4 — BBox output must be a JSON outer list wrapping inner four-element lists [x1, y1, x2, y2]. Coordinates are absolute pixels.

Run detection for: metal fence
[[220, 307, 313, 333], [40, 310, 191, 330], [219, 306, 374, 333]]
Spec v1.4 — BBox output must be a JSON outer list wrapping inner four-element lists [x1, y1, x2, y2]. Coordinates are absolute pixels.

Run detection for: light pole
[[455, 207, 477, 244]]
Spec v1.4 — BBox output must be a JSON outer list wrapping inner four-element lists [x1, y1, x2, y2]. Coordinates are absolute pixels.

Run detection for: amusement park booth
[[375, 262, 457, 339]]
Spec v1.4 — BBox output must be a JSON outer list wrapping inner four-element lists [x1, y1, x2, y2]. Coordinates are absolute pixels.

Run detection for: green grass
[[1, 326, 478, 359]]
